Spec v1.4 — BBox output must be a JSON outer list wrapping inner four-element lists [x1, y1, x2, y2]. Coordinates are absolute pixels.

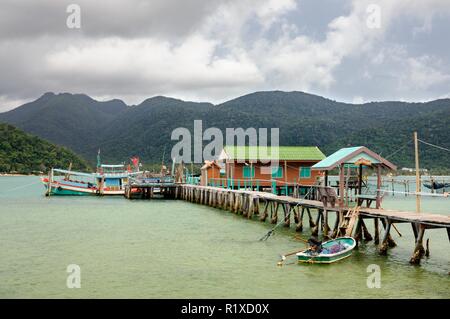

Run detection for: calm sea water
[[0, 176, 449, 298]]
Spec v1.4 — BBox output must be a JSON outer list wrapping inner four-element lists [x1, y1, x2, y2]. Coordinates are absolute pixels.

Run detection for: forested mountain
[[0, 123, 90, 173], [0, 91, 449, 171], [0, 92, 127, 155]]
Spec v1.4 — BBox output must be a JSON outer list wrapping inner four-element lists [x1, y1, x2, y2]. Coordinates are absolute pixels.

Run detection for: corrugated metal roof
[[223, 146, 325, 161], [312, 146, 363, 169], [312, 146, 397, 170]]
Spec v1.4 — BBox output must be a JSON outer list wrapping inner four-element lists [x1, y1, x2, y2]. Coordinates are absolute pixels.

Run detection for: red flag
[[131, 156, 139, 169]]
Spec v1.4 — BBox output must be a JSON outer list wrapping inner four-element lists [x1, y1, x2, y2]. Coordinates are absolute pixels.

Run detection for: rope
[[0, 179, 42, 193], [418, 139, 450, 153], [384, 140, 412, 159], [259, 183, 317, 241]]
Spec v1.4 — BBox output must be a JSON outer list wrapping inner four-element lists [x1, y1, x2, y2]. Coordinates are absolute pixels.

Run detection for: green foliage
[[0, 123, 90, 174], [0, 91, 449, 172]]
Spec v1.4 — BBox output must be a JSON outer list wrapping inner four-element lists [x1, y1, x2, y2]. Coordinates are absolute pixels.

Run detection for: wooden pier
[[170, 184, 450, 265], [124, 177, 177, 199]]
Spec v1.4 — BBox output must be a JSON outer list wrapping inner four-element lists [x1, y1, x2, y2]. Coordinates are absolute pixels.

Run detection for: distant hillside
[[0, 91, 449, 171], [0, 92, 127, 155], [86, 96, 214, 161], [0, 123, 90, 173], [323, 108, 450, 173]]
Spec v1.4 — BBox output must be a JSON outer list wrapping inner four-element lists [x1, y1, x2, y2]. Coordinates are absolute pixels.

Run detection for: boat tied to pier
[[42, 152, 142, 196], [296, 237, 356, 264], [42, 164, 142, 196]]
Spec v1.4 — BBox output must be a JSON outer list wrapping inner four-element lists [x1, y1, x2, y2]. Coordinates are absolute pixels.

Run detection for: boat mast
[[414, 131, 421, 213], [65, 162, 72, 180]]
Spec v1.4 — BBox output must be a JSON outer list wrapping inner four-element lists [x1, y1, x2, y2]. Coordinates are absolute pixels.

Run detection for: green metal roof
[[312, 146, 363, 169], [311, 146, 397, 170], [223, 146, 326, 161]]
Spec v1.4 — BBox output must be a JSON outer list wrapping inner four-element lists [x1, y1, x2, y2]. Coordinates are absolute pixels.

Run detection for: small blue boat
[[296, 237, 356, 264]]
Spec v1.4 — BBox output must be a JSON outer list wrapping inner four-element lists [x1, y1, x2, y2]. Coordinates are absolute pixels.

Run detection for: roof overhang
[[312, 146, 397, 171], [53, 169, 93, 177]]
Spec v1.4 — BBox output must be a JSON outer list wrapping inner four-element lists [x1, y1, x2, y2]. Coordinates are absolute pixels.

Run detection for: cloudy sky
[[1, 0, 450, 111]]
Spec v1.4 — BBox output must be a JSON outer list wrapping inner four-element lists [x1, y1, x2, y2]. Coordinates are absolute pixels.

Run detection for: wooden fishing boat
[[296, 237, 356, 264], [42, 152, 143, 196], [42, 165, 143, 196]]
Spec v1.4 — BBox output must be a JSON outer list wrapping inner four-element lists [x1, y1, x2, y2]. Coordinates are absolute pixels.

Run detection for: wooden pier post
[[233, 193, 240, 213], [379, 219, 392, 255], [410, 224, 426, 264], [283, 203, 290, 227], [228, 192, 234, 211], [311, 209, 322, 236], [353, 216, 363, 247], [306, 208, 315, 228], [374, 218, 380, 244], [247, 195, 255, 219], [293, 206, 299, 224], [411, 223, 419, 241], [331, 211, 340, 238], [380, 218, 397, 248], [241, 195, 247, 217], [270, 202, 279, 224], [99, 176, 105, 196], [254, 197, 260, 215], [260, 200, 269, 222], [296, 207, 305, 232], [361, 219, 373, 242], [45, 169, 53, 196], [323, 209, 330, 239]]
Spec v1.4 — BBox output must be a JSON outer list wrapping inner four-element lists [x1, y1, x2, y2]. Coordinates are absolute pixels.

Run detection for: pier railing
[[184, 176, 450, 201], [199, 177, 320, 199]]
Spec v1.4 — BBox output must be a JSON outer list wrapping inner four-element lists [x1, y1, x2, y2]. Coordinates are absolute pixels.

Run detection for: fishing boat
[[41, 153, 142, 196], [296, 237, 356, 264], [42, 165, 142, 196]]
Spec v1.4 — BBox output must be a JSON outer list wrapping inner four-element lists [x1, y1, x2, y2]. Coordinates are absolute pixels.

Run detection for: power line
[[384, 140, 412, 159], [418, 139, 450, 153]]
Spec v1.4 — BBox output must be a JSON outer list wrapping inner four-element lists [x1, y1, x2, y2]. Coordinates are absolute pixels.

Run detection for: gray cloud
[[0, 0, 220, 40], [1, 0, 450, 112]]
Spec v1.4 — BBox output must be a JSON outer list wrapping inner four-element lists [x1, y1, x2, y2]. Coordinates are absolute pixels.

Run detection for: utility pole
[[414, 131, 421, 213]]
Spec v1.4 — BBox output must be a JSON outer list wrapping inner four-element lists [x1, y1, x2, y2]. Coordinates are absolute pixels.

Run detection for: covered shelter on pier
[[311, 146, 397, 208]]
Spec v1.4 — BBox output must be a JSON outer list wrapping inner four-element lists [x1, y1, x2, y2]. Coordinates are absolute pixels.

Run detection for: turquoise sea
[[0, 176, 449, 298]]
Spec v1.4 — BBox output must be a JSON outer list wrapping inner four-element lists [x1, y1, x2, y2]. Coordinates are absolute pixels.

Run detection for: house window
[[243, 166, 255, 178], [299, 167, 311, 179], [271, 166, 283, 178]]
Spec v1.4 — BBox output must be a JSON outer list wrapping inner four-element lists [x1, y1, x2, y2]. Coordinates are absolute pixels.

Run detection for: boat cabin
[[96, 164, 130, 192]]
